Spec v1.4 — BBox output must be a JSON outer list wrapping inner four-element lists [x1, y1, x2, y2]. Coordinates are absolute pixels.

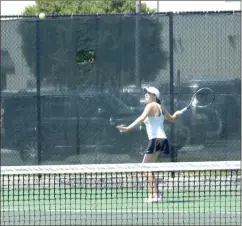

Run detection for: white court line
[[0, 209, 240, 214]]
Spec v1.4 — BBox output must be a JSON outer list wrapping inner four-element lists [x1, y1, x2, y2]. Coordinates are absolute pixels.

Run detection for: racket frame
[[180, 87, 215, 112]]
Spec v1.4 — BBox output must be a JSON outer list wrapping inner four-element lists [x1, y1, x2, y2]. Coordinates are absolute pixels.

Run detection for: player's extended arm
[[161, 105, 183, 122], [125, 104, 151, 131], [116, 104, 152, 132]]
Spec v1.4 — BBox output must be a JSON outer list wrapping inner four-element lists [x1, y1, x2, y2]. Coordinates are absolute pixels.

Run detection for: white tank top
[[143, 103, 167, 140]]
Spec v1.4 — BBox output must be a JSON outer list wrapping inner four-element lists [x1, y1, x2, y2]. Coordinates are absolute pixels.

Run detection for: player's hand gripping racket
[[180, 87, 215, 113]]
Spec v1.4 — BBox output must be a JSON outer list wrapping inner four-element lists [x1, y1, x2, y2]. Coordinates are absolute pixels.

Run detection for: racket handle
[[180, 107, 188, 113]]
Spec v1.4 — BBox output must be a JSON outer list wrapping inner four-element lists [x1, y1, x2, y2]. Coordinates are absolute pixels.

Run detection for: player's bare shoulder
[[146, 102, 157, 110], [144, 102, 155, 113]]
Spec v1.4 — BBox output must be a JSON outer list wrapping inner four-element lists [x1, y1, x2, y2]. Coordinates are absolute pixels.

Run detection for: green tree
[[22, 0, 152, 15], [19, 0, 168, 89]]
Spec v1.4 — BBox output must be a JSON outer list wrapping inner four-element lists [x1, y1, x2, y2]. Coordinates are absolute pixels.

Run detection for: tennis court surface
[[1, 161, 240, 225]]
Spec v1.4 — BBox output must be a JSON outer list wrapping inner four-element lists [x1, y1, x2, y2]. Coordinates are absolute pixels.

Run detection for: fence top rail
[[0, 10, 240, 19]]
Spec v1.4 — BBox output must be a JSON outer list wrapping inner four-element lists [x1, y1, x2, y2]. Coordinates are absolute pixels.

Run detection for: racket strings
[[193, 88, 215, 108]]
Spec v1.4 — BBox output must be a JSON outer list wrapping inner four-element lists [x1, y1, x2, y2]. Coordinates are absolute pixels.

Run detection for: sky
[[1, 1, 240, 16]]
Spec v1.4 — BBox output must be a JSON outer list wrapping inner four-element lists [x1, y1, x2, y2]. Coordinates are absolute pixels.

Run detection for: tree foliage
[[19, 0, 168, 89], [22, 0, 153, 15]]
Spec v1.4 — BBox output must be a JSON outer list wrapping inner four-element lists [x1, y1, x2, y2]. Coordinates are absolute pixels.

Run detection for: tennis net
[[0, 161, 240, 225]]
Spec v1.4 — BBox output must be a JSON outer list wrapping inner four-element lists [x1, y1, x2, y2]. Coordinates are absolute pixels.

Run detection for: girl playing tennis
[[116, 87, 184, 203]]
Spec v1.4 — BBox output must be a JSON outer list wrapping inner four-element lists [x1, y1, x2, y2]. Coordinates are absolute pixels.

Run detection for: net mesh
[[1, 161, 240, 225]]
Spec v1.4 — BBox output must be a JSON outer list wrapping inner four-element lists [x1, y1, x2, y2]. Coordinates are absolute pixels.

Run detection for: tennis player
[[116, 87, 184, 203]]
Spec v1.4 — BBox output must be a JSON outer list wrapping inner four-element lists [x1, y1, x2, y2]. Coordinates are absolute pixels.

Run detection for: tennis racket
[[180, 87, 215, 113]]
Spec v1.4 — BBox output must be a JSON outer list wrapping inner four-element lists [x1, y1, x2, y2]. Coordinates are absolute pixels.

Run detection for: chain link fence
[[1, 11, 240, 165]]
